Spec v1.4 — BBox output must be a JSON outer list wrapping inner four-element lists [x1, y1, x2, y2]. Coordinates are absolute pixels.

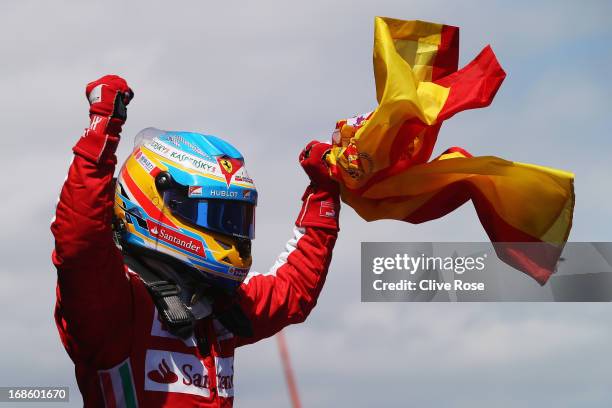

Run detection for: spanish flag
[[329, 17, 575, 285]]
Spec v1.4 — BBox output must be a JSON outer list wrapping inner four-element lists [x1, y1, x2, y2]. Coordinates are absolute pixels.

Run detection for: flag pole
[[276, 331, 302, 408]]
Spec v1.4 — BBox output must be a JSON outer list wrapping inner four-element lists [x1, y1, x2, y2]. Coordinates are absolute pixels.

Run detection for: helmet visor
[[163, 190, 255, 239]]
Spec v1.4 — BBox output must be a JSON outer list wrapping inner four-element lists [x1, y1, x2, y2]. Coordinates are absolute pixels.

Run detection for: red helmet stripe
[[121, 166, 178, 228]]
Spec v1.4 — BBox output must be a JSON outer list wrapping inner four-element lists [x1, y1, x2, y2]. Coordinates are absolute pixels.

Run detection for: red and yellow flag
[[328, 17, 575, 285]]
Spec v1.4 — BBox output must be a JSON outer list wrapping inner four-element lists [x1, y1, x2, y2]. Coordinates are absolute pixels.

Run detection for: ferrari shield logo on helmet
[[217, 157, 242, 187], [220, 159, 232, 173]]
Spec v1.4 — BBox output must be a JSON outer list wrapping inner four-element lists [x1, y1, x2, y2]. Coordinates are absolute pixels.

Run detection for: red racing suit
[[51, 126, 339, 407]]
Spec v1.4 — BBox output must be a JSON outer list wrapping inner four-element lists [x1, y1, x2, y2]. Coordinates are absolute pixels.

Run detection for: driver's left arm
[[235, 141, 339, 346], [235, 185, 339, 347]]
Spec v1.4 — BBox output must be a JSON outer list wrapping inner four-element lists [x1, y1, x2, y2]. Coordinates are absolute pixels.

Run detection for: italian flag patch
[[99, 358, 139, 408]]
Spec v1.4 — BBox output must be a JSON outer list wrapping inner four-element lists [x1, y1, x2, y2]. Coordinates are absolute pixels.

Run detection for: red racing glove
[[85, 75, 134, 134], [296, 141, 340, 230], [74, 75, 133, 163], [299, 141, 339, 194]]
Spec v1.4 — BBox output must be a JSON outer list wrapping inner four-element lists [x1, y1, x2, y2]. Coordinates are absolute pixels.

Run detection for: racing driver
[[51, 75, 340, 407]]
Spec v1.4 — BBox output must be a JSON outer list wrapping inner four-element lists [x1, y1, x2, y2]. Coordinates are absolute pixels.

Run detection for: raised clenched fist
[[83, 75, 133, 136], [299, 140, 339, 194], [86, 75, 134, 121]]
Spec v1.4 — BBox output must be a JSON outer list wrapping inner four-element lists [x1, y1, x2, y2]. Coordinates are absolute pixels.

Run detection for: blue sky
[[1, 0, 611, 406]]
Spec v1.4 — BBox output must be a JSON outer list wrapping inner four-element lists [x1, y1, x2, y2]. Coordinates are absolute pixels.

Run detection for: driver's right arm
[[51, 76, 135, 362]]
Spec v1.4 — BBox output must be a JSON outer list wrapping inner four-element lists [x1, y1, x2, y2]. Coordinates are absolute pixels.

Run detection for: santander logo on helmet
[[114, 128, 257, 291], [146, 220, 205, 257]]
